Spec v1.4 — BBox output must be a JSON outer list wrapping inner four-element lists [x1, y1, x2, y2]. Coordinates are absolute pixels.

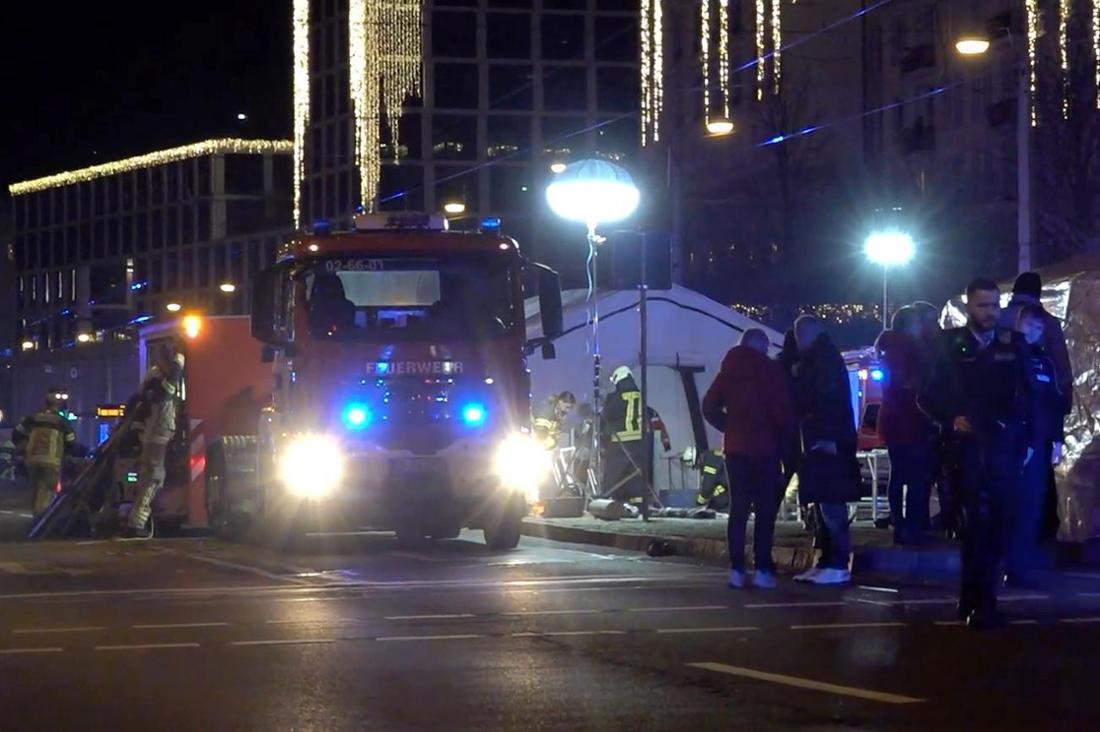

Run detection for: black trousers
[[602, 440, 646, 501], [725, 455, 782, 572], [959, 435, 1025, 613]]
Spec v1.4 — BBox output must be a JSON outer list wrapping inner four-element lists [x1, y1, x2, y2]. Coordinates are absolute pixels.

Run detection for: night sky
[[2, 1, 292, 192]]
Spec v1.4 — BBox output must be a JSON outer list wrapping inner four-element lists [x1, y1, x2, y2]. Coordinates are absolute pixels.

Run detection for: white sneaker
[[810, 568, 851, 585], [793, 567, 820, 583], [752, 571, 777, 589], [728, 570, 747, 588]]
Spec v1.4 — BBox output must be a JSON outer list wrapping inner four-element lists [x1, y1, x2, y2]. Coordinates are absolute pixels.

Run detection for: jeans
[[887, 443, 933, 542], [725, 455, 783, 572], [814, 502, 851, 570]]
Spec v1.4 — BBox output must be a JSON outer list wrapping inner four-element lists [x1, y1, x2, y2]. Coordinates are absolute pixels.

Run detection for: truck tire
[[483, 496, 524, 550]]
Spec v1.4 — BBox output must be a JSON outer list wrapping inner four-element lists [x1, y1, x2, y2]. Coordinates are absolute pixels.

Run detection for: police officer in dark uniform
[[919, 278, 1036, 630], [1007, 303, 1065, 584]]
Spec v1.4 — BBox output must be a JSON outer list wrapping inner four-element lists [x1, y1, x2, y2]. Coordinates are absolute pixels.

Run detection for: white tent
[[525, 285, 781, 496]]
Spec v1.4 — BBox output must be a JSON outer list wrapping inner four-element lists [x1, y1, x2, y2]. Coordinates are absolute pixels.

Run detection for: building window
[[197, 247, 211, 287], [151, 210, 164, 251], [595, 16, 637, 62], [597, 67, 639, 112], [541, 14, 586, 61], [432, 11, 477, 58], [487, 14, 531, 59], [541, 116, 586, 155], [543, 67, 587, 111], [489, 165, 532, 212], [181, 248, 194, 289], [122, 216, 134, 255], [432, 114, 478, 160], [435, 165, 480, 211], [167, 208, 179, 248], [489, 65, 534, 110], [434, 63, 479, 109], [379, 164, 425, 211], [487, 115, 531, 159]]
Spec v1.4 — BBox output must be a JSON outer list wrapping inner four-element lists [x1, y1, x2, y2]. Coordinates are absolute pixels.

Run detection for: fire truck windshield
[[304, 255, 515, 340]]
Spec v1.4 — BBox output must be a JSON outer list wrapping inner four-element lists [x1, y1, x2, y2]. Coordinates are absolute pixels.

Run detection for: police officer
[[1007, 304, 1064, 584], [13, 388, 76, 516], [601, 366, 671, 508], [533, 391, 577, 451], [121, 346, 185, 539], [919, 278, 1036, 630]]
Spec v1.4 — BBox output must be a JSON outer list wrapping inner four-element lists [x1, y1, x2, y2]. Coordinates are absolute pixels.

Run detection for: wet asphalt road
[[2, 487, 1100, 731]]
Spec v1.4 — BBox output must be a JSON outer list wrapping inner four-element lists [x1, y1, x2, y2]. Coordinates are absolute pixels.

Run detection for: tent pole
[[640, 232, 650, 522]]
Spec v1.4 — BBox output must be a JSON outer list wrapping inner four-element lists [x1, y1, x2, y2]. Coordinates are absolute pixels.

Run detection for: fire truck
[[206, 213, 564, 548]]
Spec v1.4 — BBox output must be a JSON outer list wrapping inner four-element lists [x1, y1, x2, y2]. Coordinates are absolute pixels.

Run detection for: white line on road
[[230, 638, 337, 646], [627, 605, 728, 613], [501, 609, 601, 617], [1009, 619, 1039, 626], [1060, 617, 1100, 624], [151, 547, 312, 586], [656, 627, 760, 634], [790, 622, 908, 631], [377, 634, 482, 642], [1001, 594, 1050, 602], [95, 643, 200, 651], [743, 602, 847, 609], [897, 598, 958, 606], [0, 647, 64, 655], [132, 622, 230, 630], [13, 626, 107, 635], [263, 618, 358, 625], [384, 613, 477, 621], [688, 662, 925, 705], [512, 630, 626, 637]]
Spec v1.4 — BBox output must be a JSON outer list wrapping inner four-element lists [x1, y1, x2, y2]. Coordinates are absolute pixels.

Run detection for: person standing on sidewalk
[[703, 328, 797, 589], [919, 278, 1035, 630], [875, 306, 935, 545], [790, 316, 861, 586]]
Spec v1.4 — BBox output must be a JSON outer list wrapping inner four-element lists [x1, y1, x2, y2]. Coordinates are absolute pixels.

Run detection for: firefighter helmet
[[610, 366, 633, 386]]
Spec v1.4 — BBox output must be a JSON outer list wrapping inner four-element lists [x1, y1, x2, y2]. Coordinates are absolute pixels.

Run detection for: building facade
[[300, 0, 642, 280], [8, 139, 293, 350]]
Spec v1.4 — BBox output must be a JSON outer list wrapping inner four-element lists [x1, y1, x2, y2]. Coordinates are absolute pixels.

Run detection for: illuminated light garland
[[1060, 0, 1071, 119], [755, 0, 766, 100], [1026, 0, 1039, 127], [640, 0, 663, 144], [700, 0, 711, 125], [349, 0, 424, 210], [771, 0, 782, 95], [719, 0, 730, 118], [292, 0, 309, 228], [1094, 0, 1100, 108], [8, 139, 292, 197]]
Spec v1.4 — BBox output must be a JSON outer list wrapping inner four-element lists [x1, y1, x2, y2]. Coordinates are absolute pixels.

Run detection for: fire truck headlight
[[494, 434, 551, 504], [279, 435, 344, 499]]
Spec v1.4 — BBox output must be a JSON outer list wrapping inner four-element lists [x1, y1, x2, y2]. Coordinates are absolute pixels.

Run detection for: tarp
[[942, 264, 1100, 541], [526, 285, 781, 495]]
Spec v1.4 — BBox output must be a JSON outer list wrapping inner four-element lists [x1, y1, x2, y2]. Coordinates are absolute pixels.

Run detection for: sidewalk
[[522, 514, 964, 579]]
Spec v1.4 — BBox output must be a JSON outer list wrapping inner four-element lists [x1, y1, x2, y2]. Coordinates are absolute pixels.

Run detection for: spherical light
[[76, 333, 92, 343], [549, 161, 568, 174], [219, 282, 237, 293], [166, 302, 182, 312], [443, 201, 466, 215], [864, 231, 915, 267], [545, 159, 640, 227], [20, 340, 35, 351]]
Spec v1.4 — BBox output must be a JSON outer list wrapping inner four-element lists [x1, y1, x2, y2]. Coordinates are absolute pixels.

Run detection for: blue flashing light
[[460, 402, 487, 427], [130, 281, 147, 291], [130, 314, 153, 324], [312, 219, 331, 235], [374, 362, 390, 375], [480, 217, 501, 232], [342, 402, 373, 430], [870, 368, 885, 382]]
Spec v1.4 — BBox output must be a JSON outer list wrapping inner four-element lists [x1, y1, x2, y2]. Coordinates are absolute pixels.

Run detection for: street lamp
[[549, 161, 568, 174], [705, 117, 735, 136], [166, 302, 182, 312], [864, 230, 914, 329], [955, 35, 990, 56], [546, 159, 640, 500], [443, 201, 466, 215], [219, 282, 237, 294], [20, 340, 34, 351]]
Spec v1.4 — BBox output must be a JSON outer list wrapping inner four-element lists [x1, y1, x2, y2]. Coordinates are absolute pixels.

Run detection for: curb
[[521, 519, 963, 581]]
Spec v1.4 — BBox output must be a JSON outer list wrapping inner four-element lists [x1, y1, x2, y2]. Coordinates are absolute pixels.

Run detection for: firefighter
[[1, 440, 18, 482], [600, 366, 671, 507], [121, 346, 185, 539], [533, 391, 577, 450], [695, 449, 730, 511], [13, 388, 76, 516], [918, 278, 1036, 630]]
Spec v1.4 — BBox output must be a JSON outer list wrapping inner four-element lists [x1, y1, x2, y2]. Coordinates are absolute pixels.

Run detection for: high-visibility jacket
[[696, 449, 728, 507], [532, 397, 564, 450], [602, 376, 670, 448], [15, 409, 76, 469]]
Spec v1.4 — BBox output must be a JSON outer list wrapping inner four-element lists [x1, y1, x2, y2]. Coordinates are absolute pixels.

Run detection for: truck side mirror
[[251, 265, 291, 345], [535, 264, 564, 339], [541, 341, 556, 360], [261, 345, 277, 363]]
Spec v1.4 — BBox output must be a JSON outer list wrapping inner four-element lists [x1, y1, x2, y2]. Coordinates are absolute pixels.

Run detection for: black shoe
[[965, 608, 1006, 631], [956, 601, 973, 622], [117, 525, 152, 541]]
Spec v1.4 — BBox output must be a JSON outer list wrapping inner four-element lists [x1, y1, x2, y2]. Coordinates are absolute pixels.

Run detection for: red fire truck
[[200, 213, 564, 548]]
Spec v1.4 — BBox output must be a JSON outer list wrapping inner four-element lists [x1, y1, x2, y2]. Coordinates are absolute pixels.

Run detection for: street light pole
[[639, 232, 650, 521]]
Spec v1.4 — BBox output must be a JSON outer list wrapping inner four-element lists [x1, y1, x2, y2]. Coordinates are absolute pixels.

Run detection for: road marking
[[934, 621, 964, 627], [384, 613, 476, 621], [377, 634, 482, 642], [856, 585, 900, 594], [231, 638, 336, 647], [151, 548, 312, 586], [263, 618, 357, 625], [132, 622, 230, 630], [656, 626, 760, 635], [1060, 617, 1100, 624], [1010, 619, 1039, 626], [743, 601, 846, 609], [512, 630, 626, 638], [13, 626, 107, 635], [501, 609, 600, 617], [1076, 592, 1100, 598], [791, 622, 908, 631], [95, 643, 200, 651], [1001, 594, 1049, 602], [688, 662, 924, 705], [628, 605, 728, 613], [0, 510, 33, 519], [0, 647, 64, 655], [898, 598, 958, 606]]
